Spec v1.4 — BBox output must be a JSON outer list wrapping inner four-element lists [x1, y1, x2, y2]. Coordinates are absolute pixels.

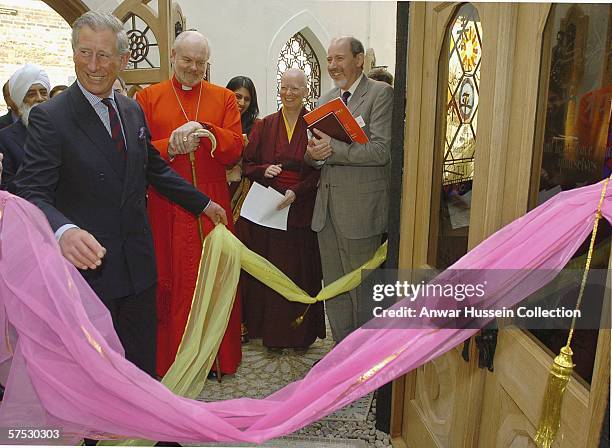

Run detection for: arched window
[[276, 32, 321, 110], [428, 3, 482, 269], [123, 14, 160, 69]]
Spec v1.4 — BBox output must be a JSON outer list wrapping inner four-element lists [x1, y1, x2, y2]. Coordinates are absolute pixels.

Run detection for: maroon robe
[[242, 108, 325, 348]]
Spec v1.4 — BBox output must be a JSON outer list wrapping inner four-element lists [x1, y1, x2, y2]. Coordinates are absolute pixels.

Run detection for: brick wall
[[0, 0, 74, 114]]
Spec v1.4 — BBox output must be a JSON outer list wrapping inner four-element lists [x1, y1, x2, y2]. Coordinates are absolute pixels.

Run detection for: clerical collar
[[172, 75, 200, 91]]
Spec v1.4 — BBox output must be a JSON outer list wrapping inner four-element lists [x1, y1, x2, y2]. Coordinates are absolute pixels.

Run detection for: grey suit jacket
[[307, 75, 393, 239]]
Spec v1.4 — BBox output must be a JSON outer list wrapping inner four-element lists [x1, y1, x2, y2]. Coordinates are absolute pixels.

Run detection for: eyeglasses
[[279, 86, 303, 94]]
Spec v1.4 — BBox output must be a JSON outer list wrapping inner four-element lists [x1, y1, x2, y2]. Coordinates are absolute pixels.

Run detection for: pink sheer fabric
[[0, 180, 610, 444]]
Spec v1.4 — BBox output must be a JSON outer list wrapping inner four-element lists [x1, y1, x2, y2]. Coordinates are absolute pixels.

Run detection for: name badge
[[355, 115, 366, 128]]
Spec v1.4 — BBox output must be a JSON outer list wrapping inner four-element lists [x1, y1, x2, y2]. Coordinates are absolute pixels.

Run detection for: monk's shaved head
[[171, 30, 210, 87], [279, 68, 308, 112], [281, 68, 307, 87]]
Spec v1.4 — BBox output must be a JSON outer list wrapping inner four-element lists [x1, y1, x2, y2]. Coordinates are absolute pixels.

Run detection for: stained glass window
[[123, 14, 160, 69], [443, 5, 482, 185], [429, 3, 482, 270], [276, 32, 321, 110]]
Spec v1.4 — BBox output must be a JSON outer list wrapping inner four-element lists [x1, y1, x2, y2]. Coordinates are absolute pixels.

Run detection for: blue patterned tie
[[342, 91, 351, 105], [101, 98, 126, 157]]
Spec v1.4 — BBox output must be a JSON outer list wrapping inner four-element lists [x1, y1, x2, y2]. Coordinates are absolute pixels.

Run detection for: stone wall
[[0, 0, 74, 114]]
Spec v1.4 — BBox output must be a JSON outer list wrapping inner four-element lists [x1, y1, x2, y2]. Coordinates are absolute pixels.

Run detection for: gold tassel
[[291, 304, 311, 328], [533, 345, 575, 447], [533, 176, 610, 447]]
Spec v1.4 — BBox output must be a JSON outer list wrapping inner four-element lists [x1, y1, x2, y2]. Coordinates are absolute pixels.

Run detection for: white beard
[[19, 103, 33, 127], [332, 79, 348, 89]]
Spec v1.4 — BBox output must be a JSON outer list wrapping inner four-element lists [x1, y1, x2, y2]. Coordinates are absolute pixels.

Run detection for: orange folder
[[304, 97, 369, 144]]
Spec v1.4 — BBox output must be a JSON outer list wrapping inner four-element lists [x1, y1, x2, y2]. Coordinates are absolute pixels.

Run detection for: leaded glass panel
[[429, 4, 482, 270], [443, 6, 481, 186], [123, 14, 160, 70], [276, 32, 321, 111]]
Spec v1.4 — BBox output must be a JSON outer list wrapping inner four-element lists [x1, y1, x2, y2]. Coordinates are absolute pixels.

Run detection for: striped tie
[[342, 91, 351, 105], [101, 98, 126, 156]]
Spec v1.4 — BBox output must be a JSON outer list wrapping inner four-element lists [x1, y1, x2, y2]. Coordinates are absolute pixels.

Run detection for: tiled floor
[[196, 329, 391, 448]]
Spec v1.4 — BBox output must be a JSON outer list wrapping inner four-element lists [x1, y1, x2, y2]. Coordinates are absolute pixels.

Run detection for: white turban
[[8, 64, 50, 107]]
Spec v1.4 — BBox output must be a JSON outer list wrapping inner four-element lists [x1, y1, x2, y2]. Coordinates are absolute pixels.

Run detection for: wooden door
[[391, 3, 610, 447]]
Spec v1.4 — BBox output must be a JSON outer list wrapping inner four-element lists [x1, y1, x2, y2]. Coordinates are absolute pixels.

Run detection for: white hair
[[20, 103, 34, 127], [173, 30, 210, 59]]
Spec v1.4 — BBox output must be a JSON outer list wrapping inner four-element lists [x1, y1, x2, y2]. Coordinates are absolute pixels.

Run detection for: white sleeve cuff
[[202, 199, 212, 214], [55, 224, 79, 242]]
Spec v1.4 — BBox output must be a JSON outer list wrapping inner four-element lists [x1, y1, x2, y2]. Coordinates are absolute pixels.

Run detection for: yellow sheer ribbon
[[99, 225, 386, 446]]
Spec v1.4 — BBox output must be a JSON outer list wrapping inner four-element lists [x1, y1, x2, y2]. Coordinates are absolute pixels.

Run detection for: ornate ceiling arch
[[41, 0, 88, 25]]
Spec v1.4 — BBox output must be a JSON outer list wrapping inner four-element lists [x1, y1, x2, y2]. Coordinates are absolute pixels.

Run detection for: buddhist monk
[[242, 68, 325, 351], [137, 30, 243, 377]]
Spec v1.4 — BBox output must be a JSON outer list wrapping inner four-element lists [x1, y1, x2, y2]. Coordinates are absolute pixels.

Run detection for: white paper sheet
[[447, 190, 472, 230], [240, 182, 290, 230]]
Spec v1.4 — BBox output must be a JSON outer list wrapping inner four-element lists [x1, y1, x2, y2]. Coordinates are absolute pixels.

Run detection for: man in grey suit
[[305, 36, 393, 342]]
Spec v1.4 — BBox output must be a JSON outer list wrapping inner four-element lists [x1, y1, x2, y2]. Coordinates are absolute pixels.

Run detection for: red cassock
[[137, 76, 243, 377]]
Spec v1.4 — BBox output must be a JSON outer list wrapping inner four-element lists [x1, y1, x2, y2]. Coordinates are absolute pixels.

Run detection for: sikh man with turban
[[0, 63, 50, 190]]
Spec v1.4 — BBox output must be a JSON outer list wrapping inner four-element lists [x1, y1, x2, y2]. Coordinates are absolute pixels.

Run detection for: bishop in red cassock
[[137, 31, 243, 377]]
